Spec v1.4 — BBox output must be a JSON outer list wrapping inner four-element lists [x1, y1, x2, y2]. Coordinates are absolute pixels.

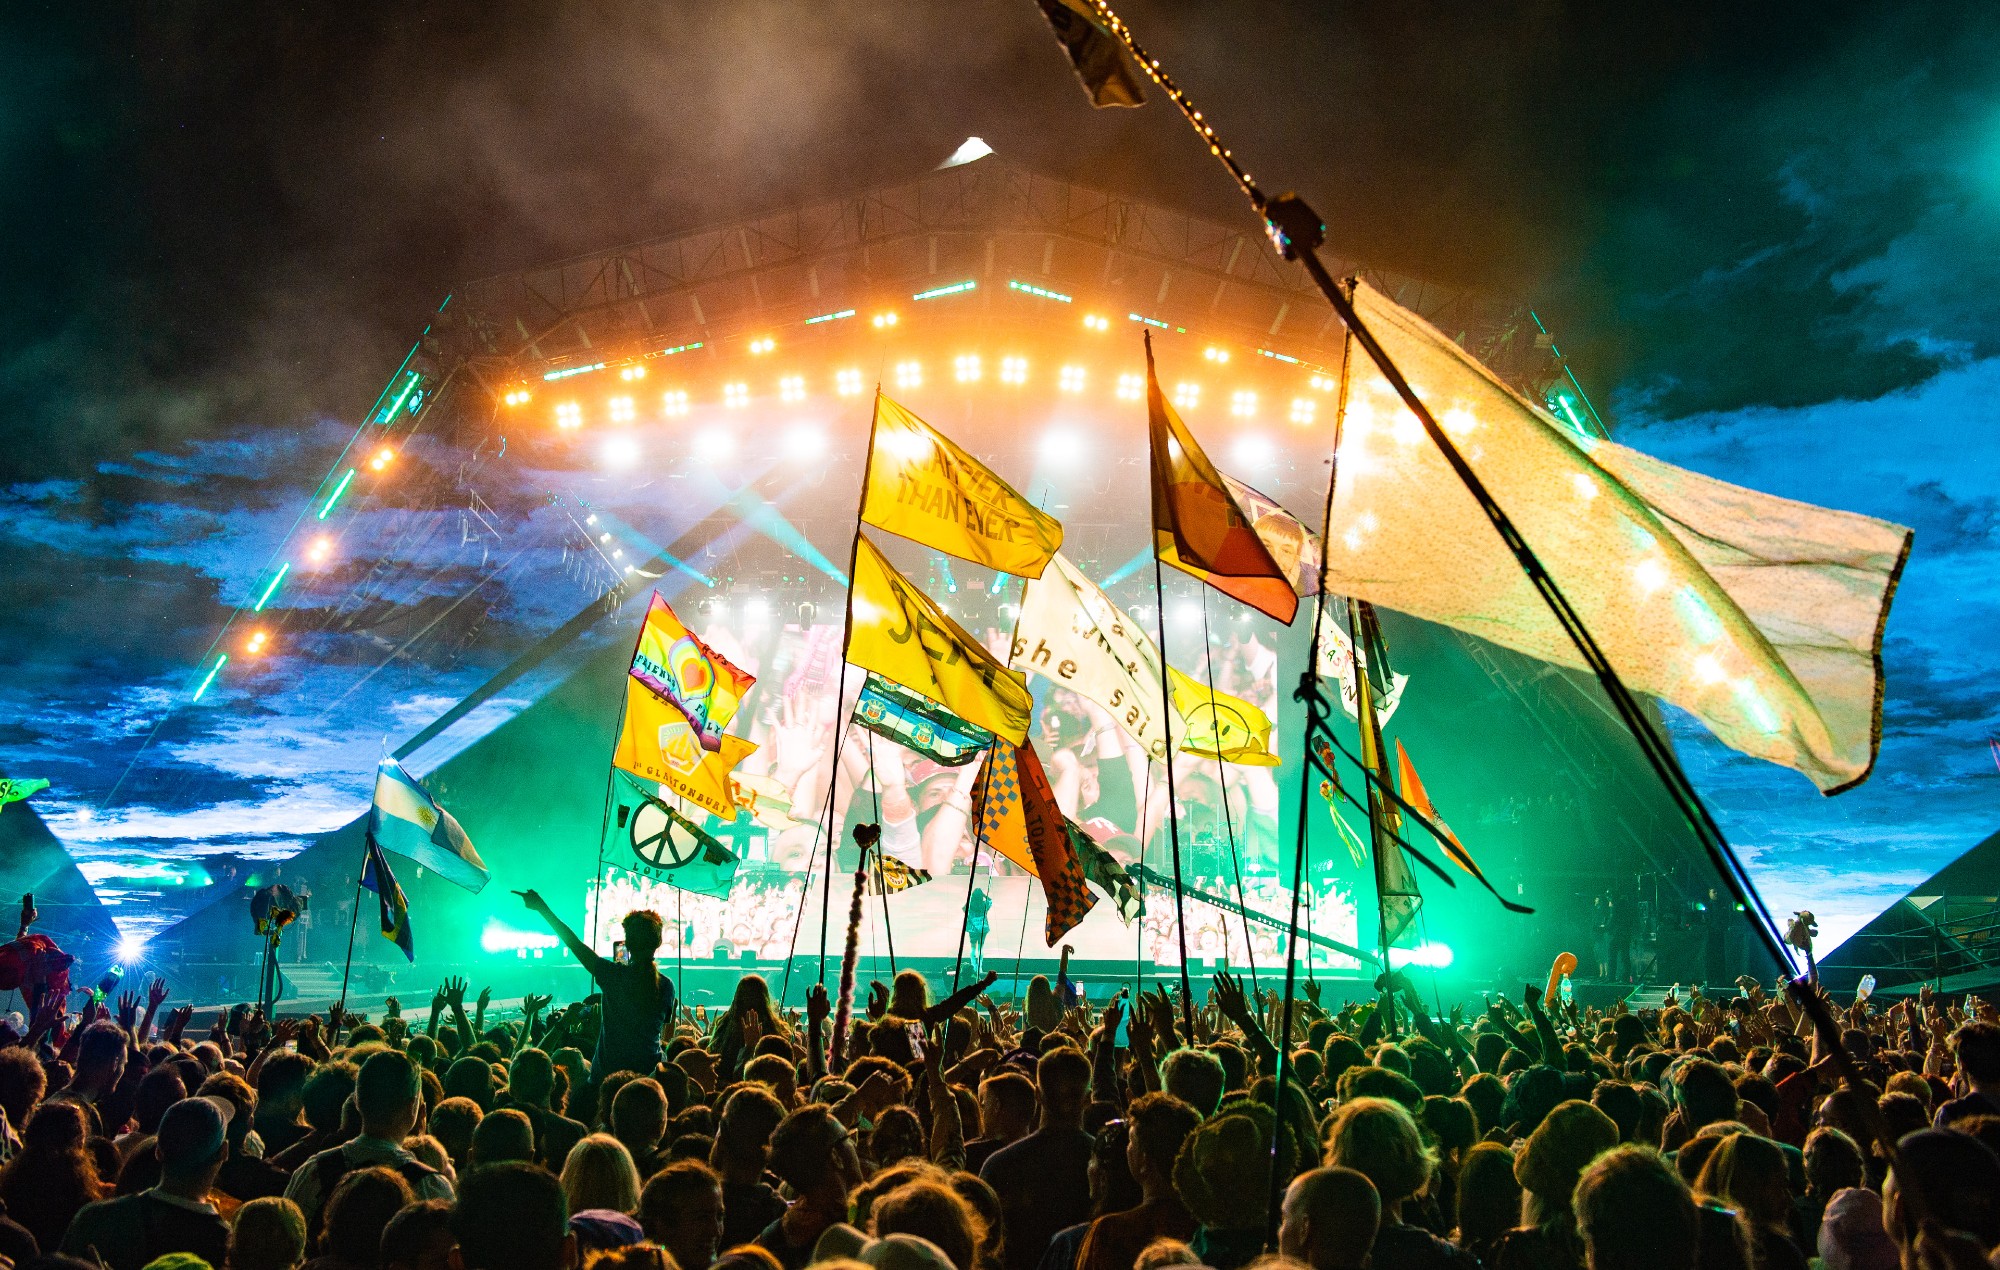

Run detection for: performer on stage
[[966, 885, 992, 977]]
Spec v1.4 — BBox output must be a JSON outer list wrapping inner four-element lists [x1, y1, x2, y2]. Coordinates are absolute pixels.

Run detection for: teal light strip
[[252, 562, 290, 612], [804, 309, 856, 325], [913, 280, 977, 301], [316, 469, 356, 521], [1007, 280, 1072, 303], [543, 361, 608, 382], [644, 341, 702, 359], [378, 371, 421, 422], [192, 654, 228, 703], [1128, 312, 1170, 330], [1256, 348, 1302, 365]]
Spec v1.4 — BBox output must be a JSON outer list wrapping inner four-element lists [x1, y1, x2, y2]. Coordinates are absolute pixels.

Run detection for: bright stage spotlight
[[619, 365, 647, 381], [748, 337, 776, 355], [556, 402, 583, 429], [895, 360, 923, 389], [1172, 600, 1200, 626], [608, 395, 636, 423], [306, 535, 333, 563], [503, 389, 532, 406], [368, 446, 396, 471], [1232, 433, 1275, 468], [1082, 313, 1111, 332], [1230, 390, 1257, 418], [872, 311, 899, 329], [662, 389, 690, 417], [115, 933, 146, 963], [1000, 356, 1028, 385], [1039, 427, 1086, 465], [1116, 373, 1143, 401], [244, 628, 270, 655], [779, 375, 806, 403], [1290, 397, 1317, 426], [1310, 374, 1336, 392], [602, 434, 641, 468], [693, 428, 736, 463], [723, 382, 750, 409], [1172, 382, 1201, 409], [1204, 346, 1231, 363], [742, 596, 771, 624], [1388, 941, 1454, 970], [954, 354, 982, 383], [783, 424, 826, 461], [835, 368, 864, 397], [1058, 365, 1086, 392]]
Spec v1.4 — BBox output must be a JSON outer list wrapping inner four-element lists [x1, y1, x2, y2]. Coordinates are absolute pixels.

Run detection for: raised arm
[[516, 889, 608, 977], [922, 970, 999, 1028]]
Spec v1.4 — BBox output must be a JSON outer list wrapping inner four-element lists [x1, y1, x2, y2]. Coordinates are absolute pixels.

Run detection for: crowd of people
[[2, 900, 1999, 1270]]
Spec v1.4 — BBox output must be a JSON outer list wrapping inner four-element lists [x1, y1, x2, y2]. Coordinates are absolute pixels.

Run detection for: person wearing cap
[[284, 1051, 452, 1233], [61, 1095, 232, 1270]]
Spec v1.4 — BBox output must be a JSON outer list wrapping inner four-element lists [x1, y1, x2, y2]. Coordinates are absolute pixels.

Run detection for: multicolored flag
[[972, 739, 1099, 944], [612, 678, 759, 820], [1010, 551, 1172, 761], [1034, 0, 1147, 107], [368, 759, 489, 893], [606, 768, 739, 899], [853, 672, 995, 767], [1393, 738, 1527, 912], [846, 533, 1034, 745], [1166, 665, 1280, 766], [1148, 337, 1299, 624], [0, 778, 49, 812], [863, 394, 1065, 578], [1316, 620, 1410, 726], [729, 772, 801, 831], [630, 593, 755, 753], [359, 838, 414, 962]]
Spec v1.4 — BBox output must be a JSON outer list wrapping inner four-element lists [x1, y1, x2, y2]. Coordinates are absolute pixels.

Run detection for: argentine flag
[[369, 759, 490, 893]]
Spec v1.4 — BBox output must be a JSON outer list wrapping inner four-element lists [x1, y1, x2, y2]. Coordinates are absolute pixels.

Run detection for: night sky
[[3, 0, 1997, 950]]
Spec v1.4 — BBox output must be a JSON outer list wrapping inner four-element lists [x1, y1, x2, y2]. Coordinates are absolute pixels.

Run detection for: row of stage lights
[[512, 356, 1334, 430]]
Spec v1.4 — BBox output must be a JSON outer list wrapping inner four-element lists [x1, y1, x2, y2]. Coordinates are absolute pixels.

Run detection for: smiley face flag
[[1166, 666, 1279, 767]]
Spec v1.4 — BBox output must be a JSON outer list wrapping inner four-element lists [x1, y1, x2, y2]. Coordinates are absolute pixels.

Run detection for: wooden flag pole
[[1067, 0, 1793, 973]]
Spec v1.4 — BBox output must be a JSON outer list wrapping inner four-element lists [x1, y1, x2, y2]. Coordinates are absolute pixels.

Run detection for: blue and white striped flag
[[368, 759, 489, 893]]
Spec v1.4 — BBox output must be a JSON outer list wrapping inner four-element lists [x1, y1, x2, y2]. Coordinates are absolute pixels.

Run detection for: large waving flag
[[605, 768, 739, 900], [613, 677, 759, 819], [1035, 0, 1147, 107], [1010, 551, 1172, 761], [846, 533, 1034, 745], [1148, 338, 1300, 624], [369, 759, 489, 893], [852, 672, 995, 767], [1166, 665, 1280, 767], [862, 394, 1064, 578], [1323, 282, 1910, 793], [972, 740, 1099, 944], [359, 838, 414, 962], [630, 593, 755, 753]]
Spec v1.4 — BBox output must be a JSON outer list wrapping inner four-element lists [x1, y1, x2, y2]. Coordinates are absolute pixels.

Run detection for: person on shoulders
[[518, 894, 675, 1080]]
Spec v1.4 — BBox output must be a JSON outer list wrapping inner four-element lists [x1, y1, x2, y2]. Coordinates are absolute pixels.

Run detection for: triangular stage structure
[[1822, 827, 2000, 995]]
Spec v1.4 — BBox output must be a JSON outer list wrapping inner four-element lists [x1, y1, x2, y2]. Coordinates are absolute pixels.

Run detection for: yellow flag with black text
[[862, 394, 1064, 579], [847, 533, 1033, 745]]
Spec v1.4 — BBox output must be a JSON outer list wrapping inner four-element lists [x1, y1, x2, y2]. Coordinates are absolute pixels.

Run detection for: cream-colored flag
[[1009, 551, 1173, 761], [1325, 281, 1911, 793]]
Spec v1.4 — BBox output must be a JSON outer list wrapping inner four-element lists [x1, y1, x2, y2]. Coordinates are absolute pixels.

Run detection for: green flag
[[1066, 817, 1144, 924], [606, 768, 739, 899]]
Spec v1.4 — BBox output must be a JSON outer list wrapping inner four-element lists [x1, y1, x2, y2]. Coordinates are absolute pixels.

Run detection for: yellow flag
[[612, 677, 758, 818], [862, 393, 1064, 579], [847, 533, 1033, 744], [1166, 665, 1280, 766]]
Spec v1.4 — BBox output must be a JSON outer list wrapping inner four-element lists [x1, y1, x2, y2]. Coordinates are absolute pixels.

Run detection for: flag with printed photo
[[613, 677, 759, 819], [1148, 338, 1300, 624], [846, 533, 1034, 745], [630, 593, 755, 753]]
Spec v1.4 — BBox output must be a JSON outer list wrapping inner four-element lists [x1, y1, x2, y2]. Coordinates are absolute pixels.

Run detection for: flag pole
[[1196, 593, 1258, 994], [1348, 599, 1403, 1040], [1265, 326, 1351, 1247], [1149, 549, 1198, 1043], [333, 836, 368, 1045], [818, 388, 884, 983], [1067, 0, 1793, 973]]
